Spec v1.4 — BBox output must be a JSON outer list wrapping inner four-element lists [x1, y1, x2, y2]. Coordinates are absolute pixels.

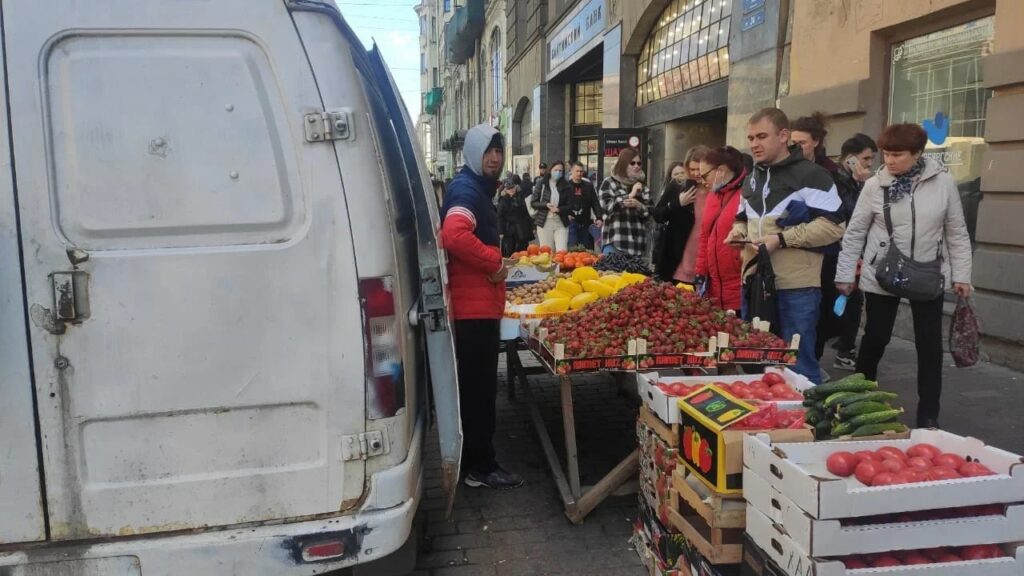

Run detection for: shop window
[[574, 138, 600, 176], [637, 0, 731, 107], [573, 81, 602, 126], [517, 99, 532, 153], [889, 16, 993, 242]]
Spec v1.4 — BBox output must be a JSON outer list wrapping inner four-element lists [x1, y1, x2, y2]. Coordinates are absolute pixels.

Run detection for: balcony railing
[[444, 0, 484, 64]]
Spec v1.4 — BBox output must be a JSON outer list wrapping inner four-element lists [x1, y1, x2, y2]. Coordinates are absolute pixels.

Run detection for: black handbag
[[875, 184, 945, 301], [742, 244, 781, 336]]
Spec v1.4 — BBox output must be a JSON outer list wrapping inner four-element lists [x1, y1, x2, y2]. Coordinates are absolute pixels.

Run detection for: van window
[[44, 34, 304, 250]]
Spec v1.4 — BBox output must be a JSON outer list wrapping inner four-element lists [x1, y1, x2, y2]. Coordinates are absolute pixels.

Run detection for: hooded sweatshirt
[[731, 146, 845, 290], [440, 124, 506, 319]]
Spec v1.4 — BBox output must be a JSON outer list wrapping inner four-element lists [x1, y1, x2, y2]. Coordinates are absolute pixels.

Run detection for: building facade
[[417, 0, 506, 181]]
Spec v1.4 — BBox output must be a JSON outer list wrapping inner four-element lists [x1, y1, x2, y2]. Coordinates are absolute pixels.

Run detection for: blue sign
[[743, 0, 765, 13], [923, 112, 950, 145], [742, 9, 765, 31]]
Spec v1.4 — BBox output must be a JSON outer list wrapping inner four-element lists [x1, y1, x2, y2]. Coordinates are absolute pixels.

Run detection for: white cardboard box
[[637, 367, 813, 424], [743, 429, 1024, 520], [745, 504, 1024, 576], [744, 465, 1024, 556]]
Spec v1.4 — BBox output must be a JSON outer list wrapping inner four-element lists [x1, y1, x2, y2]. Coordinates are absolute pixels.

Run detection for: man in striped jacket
[[727, 108, 846, 384]]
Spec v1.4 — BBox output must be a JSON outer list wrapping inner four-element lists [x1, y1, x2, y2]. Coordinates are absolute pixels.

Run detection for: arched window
[[513, 97, 532, 154], [637, 0, 732, 107], [490, 27, 503, 117]]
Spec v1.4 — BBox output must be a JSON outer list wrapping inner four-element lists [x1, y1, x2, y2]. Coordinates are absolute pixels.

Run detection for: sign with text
[[599, 129, 646, 183], [548, 0, 605, 72], [717, 347, 797, 365]]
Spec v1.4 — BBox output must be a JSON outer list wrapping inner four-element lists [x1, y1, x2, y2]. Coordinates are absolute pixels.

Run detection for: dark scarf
[[889, 158, 924, 202]]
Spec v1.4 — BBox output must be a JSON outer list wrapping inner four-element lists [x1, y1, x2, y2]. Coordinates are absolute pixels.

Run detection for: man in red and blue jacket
[[440, 123, 523, 490]]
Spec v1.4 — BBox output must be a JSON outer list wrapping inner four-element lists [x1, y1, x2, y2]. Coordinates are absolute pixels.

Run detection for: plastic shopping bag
[[949, 296, 980, 368]]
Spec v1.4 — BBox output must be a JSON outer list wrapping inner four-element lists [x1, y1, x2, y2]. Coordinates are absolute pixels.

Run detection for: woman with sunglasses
[[599, 148, 653, 256], [652, 146, 709, 282]]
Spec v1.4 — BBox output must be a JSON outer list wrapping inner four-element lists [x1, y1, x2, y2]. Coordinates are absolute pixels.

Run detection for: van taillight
[[360, 277, 403, 419]]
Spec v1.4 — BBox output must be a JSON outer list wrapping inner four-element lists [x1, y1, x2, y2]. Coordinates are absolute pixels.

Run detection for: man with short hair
[[440, 123, 524, 489], [828, 133, 878, 370], [728, 108, 845, 384], [567, 161, 601, 249], [532, 162, 549, 192]]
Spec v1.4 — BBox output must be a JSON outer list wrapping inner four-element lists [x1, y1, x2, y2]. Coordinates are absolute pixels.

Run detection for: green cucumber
[[832, 421, 854, 437], [850, 422, 909, 437], [806, 374, 876, 398], [847, 408, 903, 428], [838, 401, 893, 419], [815, 420, 834, 440], [823, 391, 859, 409], [833, 391, 900, 407], [805, 408, 825, 425]]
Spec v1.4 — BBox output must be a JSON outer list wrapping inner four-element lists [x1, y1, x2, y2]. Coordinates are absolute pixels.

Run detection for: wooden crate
[[640, 404, 679, 448], [668, 468, 744, 565]]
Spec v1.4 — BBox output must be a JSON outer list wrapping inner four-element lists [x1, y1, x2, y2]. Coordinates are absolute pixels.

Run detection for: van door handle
[[50, 271, 90, 325]]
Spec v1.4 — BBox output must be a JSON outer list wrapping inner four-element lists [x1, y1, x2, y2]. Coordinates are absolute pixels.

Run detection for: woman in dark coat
[[497, 177, 533, 256], [652, 161, 698, 282]]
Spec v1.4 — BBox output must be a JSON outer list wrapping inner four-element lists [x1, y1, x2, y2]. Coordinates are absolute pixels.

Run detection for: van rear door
[[4, 0, 366, 539], [362, 45, 464, 512]]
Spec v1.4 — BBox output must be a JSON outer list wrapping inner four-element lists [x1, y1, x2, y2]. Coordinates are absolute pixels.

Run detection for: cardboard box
[[745, 505, 1024, 576], [715, 332, 798, 366], [678, 386, 812, 494], [739, 533, 787, 576], [504, 262, 558, 286], [744, 465, 1024, 556], [637, 495, 688, 570], [638, 368, 813, 424], [743, 429, 1024, 520]]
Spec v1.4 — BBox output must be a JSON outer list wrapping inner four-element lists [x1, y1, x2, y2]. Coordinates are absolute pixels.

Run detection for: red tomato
[[879, 458, 906, 474], [762, 372, 785, 385], [842, 557, 868, 569], [876, 447, 908, 461], [907, 443, 941, 460], [894, 469, 921, 484], [959, 461, 995, 477], [749, 379, 768, 389], [855, 460, 881, 485], [871, 472, 897, 486], [933, 453, 967, 469], [960, 544, 1002, 560], [854, 450, 881, 463], [906, 456, 932, 470], [922, 547, 949, 561], [769, 383, 791, 397], [872, 555, 902, 567], [826, 451, 858, 477], [925, 466, 962, 481], [902, 552, 932, 565], [935, 552, 963, 563]]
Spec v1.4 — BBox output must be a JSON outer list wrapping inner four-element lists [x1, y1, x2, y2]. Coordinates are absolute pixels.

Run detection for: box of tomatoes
[[676, 385, 811, 495], [743, 429, 1024, 520], [637, 368, 812, 426]]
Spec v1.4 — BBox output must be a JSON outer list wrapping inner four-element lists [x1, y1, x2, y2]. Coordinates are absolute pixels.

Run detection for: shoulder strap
[[882, 185, 896, 240]]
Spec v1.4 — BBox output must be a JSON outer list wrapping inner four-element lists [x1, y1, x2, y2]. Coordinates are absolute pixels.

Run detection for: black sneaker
[[464, 466, 525, 490], [833, 350, 856, 371]]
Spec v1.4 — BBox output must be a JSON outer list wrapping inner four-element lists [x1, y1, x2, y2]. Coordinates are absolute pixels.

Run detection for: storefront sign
[[742, 0, 765, 12], [548, 0, 604, 71]]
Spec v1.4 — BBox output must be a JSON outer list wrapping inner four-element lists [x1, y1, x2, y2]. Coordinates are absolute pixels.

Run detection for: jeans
[[602, 243, 616, 256], [454, 319, 500, 474], [740, 287, 822, 383], [567, 221, 594, 250], [856, 293, 944, 425]]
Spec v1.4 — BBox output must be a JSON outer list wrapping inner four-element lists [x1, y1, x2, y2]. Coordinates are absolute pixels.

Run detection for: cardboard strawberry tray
[[744, 465, 1024, 557], [745, 504, 1024, 576], [520, 324, 638, 374], [743, 429, 1024, 520], [714, 331, 799, 366]]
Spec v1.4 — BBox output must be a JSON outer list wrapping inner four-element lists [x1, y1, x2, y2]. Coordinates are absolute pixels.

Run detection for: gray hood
[[463, 123, 500, 177]]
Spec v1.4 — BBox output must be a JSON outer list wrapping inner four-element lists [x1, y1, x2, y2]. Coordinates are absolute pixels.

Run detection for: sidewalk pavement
[[414, 337, 1023, 576]]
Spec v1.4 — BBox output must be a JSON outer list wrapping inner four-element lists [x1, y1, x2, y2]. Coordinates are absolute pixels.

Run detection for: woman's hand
[[954, 282, 972, 297], [630, 182, 643, 198], [547, 203, 558, 213], [724, 229, 747, 245], [835, 282, 855, 296], [623, 198, 641, 209], [678, 188, 697, 207]]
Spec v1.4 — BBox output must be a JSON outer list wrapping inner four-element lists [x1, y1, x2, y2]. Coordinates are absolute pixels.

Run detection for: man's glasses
[[699, 168, 715, 180]]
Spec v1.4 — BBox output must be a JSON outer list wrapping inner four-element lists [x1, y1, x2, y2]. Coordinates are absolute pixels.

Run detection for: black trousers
[[815, 254, 864, 358], [855, 293, 944, 424], [500, 233, 528, 257], [454, 319, 500, 474]]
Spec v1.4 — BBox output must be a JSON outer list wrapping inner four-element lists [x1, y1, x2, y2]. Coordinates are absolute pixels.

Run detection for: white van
[[0, 1, 463, 574]]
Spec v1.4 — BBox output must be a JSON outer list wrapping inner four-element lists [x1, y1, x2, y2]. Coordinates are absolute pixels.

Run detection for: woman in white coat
[[835, 123, 973, 428]]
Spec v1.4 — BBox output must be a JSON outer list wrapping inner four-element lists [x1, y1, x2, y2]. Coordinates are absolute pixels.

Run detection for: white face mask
[[552, 171, 563, 180]]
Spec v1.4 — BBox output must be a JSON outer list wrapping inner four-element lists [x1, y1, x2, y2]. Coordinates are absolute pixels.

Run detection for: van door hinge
[[304, 109, 354, 143], [341, 429, 389, 462]]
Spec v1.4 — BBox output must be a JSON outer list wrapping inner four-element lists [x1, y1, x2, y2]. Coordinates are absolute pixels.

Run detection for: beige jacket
[[835, 156, 973, 296]]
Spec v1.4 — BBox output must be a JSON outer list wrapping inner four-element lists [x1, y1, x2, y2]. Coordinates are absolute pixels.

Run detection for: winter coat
[[652, 179, 697, 281], [600, 176, 653, 256], [440, 125, 505, 320], [835, 156, 973, 296], [696, 170, 747, 311], [530, 178, 572, 228], [567, 178, 601, 226], [731, 147, 845, 290], [497, 192, 533, 239]]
